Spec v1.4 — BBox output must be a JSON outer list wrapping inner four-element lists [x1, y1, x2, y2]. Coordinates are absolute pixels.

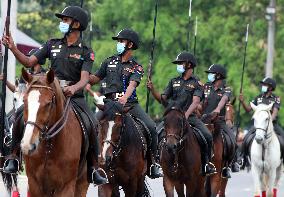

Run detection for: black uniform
[[251, 93, 284, 136], [162, 75, 213, 161], [95, 55, 157, 152], [34, 37, 101, 169]]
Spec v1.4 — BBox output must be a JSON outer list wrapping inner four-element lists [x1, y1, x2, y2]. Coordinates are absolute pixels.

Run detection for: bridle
[[254, 110, 272, 140], [24, 84, 71, 141], [164, 108, 187, 148]]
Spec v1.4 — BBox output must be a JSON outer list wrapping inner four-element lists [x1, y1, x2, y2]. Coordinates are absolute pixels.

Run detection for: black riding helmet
[[55, 6, 88, 31], [112, 28, 140, 50], [260, 77, 276, 90], [172, 51, 197, 68], [27, 48, 46, 65], [205, 64, 227, 79]]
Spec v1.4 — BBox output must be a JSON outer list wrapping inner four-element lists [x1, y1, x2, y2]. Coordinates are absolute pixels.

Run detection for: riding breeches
[[274, 122, 284, 138], [125, 102, 158, 154]]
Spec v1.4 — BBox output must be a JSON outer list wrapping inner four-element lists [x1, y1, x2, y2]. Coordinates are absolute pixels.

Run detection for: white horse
[[250, 103, 283, 197]]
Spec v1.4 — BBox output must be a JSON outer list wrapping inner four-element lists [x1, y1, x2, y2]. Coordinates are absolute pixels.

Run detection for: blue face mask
[[117, 42, 126, 55], [59, 22, 70, 34], [176, 64, 185, 74], [208, 73, 216, 82], [261, 85, 268, 93]]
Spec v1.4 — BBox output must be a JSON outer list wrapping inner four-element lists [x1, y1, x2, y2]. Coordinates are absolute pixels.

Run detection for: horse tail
[[1, 172, 17, 193], [205, 177, 212, 197]]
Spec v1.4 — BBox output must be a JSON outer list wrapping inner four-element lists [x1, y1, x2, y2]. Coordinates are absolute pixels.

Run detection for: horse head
[[97, 99, 131, 167], [20, 68, 62, 155], [163, 102, 187, 153], [251, 102, 274, 145]]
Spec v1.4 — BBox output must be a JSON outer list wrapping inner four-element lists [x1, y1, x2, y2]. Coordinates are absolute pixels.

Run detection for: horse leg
[[219, 178, 228, 197], [266, 168, 277, 197], [27, 177, 44, 197], [123, 180, 137, 197], [273, 164, 282, 197], [175, 181, 184, 197], [251, 164, 262, 197], [163, 175, 175, 197], [98, 184, 114, 197], [74, 165, 89, 197], [56, 180, 77, 197]]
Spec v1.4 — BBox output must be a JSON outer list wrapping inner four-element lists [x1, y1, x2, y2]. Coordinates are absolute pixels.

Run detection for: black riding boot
[[204, 140, 217, 176], [149, 131, 163, 179], [3, 108, 24, 174], [221, 166, 232, 178], [87, 130, 108, 185]]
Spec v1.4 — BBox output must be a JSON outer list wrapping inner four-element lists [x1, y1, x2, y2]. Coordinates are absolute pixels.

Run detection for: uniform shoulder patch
[[90, 52, 95, 61]]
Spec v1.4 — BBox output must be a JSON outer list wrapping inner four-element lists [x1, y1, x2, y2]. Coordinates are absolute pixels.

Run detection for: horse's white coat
[[102, 121, 115, 160], [250, 103, 282, 196], [21, 90, 41, 155]]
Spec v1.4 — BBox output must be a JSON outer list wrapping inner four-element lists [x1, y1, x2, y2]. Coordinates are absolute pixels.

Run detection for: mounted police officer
[[147, 51, 217, 176], [239, 77, 284, 138], [2, 6, 108, 185], [202, 64, 240, 178], [89, 28, 163, 178]]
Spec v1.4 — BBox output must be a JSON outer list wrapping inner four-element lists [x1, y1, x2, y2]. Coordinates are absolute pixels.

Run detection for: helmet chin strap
[[64, 19, 80, 37]]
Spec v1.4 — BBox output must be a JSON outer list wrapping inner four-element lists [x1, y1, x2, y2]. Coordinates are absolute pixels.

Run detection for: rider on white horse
[[250, 103, 282, 197], [239, 77, 284, 141]]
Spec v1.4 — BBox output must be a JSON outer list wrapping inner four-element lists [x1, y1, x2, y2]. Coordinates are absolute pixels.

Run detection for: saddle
[[130, 115, 151, 158]]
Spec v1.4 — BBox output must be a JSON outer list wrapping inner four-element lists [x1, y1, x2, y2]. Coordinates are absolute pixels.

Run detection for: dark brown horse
[[161, 104, 205, 197], [96, 100, 149, 197], [20, 69, 89, 197]]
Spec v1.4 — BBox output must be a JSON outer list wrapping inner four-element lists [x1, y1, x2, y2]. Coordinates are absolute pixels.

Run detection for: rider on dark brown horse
[[147, 51, 217, 176], [202, 64, 240, 178], [89, 28, 163, 178], [2, 6, 108, 185], [239, 77, 284, 165]]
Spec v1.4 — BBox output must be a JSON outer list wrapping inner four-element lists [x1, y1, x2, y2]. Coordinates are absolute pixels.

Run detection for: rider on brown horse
[[202, 64, 240, 178], [89, 28, 163, 178], [2, 6, 108, 185], [147, 51, 217, 176]]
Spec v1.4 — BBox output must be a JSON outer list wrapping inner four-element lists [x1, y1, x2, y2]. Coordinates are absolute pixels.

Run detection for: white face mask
[[261, 85, 268, 93], [208, 73, 216, 82], [176, 64, 185, 74]]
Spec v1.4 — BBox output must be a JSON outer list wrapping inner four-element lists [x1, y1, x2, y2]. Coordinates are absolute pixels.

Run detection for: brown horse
[[96, 100, 149, 197], [20, 69, 89, 197], [204, 99, 236, 197], [161, 104, 205, 197]]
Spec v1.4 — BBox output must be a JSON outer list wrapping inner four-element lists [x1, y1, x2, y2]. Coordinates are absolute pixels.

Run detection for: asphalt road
[[1, 171, 284, 196]]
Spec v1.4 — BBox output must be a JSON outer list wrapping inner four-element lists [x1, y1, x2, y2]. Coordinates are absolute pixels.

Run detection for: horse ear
[[21, 67, 32, 83], [250, 102, 257, 111], [95, 103, 105, 111], [46, 69, 54, 84]]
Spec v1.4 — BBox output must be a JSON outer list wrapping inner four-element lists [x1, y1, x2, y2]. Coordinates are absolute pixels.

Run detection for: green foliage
[[16, 0, 284, 126]]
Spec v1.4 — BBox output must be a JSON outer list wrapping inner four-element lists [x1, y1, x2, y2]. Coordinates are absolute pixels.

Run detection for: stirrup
[[150, 163, 163, 178], [4, 134, 12, 147], [92, 168, 109, 186], [204, 162, 217, 176], [3, 158, 20, 174]]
